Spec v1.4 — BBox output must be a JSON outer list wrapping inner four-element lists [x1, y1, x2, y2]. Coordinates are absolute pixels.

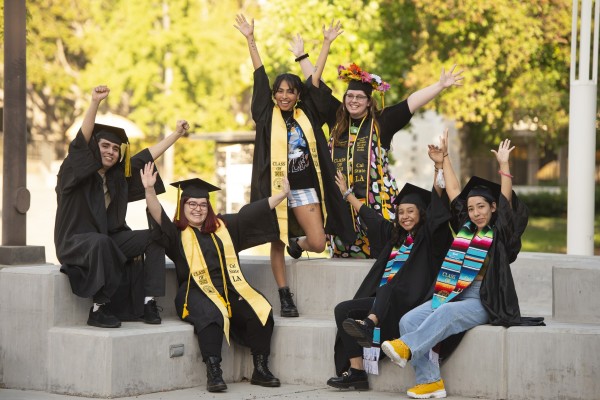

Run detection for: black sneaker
[[87, 305, 121, 328], [327, 368, 369, 390], [286, 238, 303, 259], [142, 299, 162, 324], [342, 318, 374, 348]]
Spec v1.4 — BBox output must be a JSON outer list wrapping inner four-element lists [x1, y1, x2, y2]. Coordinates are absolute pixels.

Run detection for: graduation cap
[[93, 123, 132, 177], [170, 178, 221, 220], [393, 183, 431, 209], [458, 176, 501, 203]]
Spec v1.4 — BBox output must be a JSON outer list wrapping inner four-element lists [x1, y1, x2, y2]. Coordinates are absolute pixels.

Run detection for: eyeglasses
[[186, 201, 208, 210], [346, 94, 369, 101]]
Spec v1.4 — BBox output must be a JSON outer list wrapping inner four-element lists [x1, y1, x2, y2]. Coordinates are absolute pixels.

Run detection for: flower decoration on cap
[[338, 63, 391, 93]]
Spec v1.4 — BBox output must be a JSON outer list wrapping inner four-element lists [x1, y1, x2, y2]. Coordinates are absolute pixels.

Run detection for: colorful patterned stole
[[431, 221, 494, 309], [379, 235, 414, 286]]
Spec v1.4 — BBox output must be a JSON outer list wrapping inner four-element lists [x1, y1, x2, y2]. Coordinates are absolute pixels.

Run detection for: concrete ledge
[[507, 322, 600, 400], [553, 262, 600, 323], [0, 245, 46, 265]]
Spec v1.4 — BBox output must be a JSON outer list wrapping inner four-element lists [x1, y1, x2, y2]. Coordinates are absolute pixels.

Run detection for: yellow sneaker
[[381, 339, 411, 368], [407, 379, 447, 399]]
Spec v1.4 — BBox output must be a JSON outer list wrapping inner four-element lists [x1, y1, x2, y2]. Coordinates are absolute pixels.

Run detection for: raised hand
[[176, 119, 190, 135], [428, 144, 444, 165], [439, 65, 464, 88], [491, 139, 515, 165], [322, 19, 343, 43], [234, 14, 254, 38], [335, 170, 349, 193], [140, 161, 158, 189], [92, 85, 110, 102], [289, 34, 305, 58]]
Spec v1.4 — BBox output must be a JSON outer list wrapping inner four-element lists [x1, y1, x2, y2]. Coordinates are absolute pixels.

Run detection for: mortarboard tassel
[[176, 184, 181, 220], [182, 303, 189, 319], [123, 143, 132, 177]]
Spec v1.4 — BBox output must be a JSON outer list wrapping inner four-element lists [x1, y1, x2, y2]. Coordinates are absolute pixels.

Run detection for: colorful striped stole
[[379, 235, 414, 287], [431, 221, 493, 309]]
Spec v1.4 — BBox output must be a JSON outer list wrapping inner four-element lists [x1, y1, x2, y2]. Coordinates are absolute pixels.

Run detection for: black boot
[[205, 356, 227, 392], [278, 286, 299, 317], [327, 368, 369, 390], [286, 238, 303, 259], [251, 354, 280, 387], [342, 318, 375, 348], [87, 305, 121, 328], [141, 299, 162, 324]]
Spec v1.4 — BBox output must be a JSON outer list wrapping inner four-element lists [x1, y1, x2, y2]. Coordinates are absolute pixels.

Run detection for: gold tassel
[[182, 303, 189, 319], [176, 184, 181, 220], [123, 143, 131, 177], [226, 302, 232, 318], [380, 92, 385, 109]]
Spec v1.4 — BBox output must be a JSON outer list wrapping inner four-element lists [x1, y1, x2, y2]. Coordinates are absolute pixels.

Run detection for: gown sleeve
[[251, 66, 274, 124], [57, 130, 102, 193], [377, 100, 413, 149], [220, 198, 279, 252], [358, 205, 394, 258], [126, 148, 166, 202]]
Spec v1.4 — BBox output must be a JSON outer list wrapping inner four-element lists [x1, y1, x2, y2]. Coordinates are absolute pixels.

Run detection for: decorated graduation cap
[[393, 183, 431, 209], [170, 178, 221, 220], [338, 63, 391, 106], [459, 176, 501, 204], [93, 123, 132, 177]]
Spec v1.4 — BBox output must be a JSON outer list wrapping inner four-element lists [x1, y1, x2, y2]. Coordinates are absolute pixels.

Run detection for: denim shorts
[[288, 188, 319, 208]]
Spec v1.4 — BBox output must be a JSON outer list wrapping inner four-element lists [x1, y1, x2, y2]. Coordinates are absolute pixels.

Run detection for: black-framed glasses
[[186, 201, 208, 210]]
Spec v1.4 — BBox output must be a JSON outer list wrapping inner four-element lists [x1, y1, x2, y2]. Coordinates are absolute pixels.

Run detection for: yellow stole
[[270, 106, 327, 244], [181, 221, 272, 343]]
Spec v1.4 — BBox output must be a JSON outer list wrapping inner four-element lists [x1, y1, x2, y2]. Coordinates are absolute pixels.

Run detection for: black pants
[[334, 297, 375, 360], [94, 229, 165, 305], [197, 295, 274, 362]]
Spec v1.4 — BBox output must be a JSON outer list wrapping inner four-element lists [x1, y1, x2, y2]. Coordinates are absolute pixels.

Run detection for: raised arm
[[439, 128, 461, 202], [290, 34, 314, 80], [141, 161, 163, 225], [427, 141, 444, 197], [311, 20, 343, 87], [268, 177, 290, 210], [491, 139, 515, 204], [234, 14, 263, 70], [406, 65, 463, 114], [148, 120, 188, 161], [335, 170, 363, 212], [81, 85, 110, 143]]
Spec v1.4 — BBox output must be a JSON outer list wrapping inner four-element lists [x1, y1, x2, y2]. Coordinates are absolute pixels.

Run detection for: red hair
[[173, 196, 221, 233]]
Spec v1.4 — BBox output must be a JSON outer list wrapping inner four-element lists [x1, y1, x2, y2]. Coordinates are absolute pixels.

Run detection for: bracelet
[[498, 170, 514, 179], [443, 153, 448, 157], [294, 53, 309, 62], [342, 188, 353, 201]]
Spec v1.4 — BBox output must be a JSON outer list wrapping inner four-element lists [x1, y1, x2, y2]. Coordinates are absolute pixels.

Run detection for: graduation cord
[[210, 233, 232, 318]]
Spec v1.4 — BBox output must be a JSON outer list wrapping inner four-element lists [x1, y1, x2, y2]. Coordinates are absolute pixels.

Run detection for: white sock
[[144, 297, 154, 304], [93, 303, 103, 312]]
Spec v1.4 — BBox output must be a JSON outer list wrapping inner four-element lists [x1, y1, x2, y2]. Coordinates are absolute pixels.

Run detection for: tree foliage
[[0, 0, 575, 178]]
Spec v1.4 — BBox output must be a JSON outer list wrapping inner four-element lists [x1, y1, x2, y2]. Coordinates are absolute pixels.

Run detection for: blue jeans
[[399, 281, 488, 384]]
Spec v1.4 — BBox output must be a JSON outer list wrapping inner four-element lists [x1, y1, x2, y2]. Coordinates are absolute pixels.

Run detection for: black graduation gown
[[333, 190, 453, 376], [436, 192, 545, 361], [157, 198, 274, 341], [55, 130, 165, 300], [249, 66, 354, 244]]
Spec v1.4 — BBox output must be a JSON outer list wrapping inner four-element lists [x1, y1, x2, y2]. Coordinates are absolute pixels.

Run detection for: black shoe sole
[[327, 380, 370, 390], [280, 309, 299, 317], [87, 319, 121, 328], [251, 379, 281, 387], [140, 317, 162, 324], [286, 245, 302, 259], [342, 319, 373, 348], [207, 383, 227, 392]]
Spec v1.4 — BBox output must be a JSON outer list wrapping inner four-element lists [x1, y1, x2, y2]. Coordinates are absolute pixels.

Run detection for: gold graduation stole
[[181, 222, 272, 343], [271, 106, 327, 244]]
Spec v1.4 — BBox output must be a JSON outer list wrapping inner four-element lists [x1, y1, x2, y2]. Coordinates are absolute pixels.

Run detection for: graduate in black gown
[[55, 85, 186, 328], [141, 164, 290, 392], [326, 145, 453, 390]]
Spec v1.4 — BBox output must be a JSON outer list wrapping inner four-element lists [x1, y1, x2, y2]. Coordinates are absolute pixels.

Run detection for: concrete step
[[2, 253, 600, 399]]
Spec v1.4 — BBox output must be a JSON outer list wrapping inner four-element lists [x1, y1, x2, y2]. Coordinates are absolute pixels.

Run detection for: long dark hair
[[272, 73, 304, 101], [173, 196, 221, 233], [389, 204, 427, 247], [330, 92, 381, 146]]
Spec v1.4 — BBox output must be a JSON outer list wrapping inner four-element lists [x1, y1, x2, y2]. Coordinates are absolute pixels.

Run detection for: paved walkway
[[0, 383, 485, 400]]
